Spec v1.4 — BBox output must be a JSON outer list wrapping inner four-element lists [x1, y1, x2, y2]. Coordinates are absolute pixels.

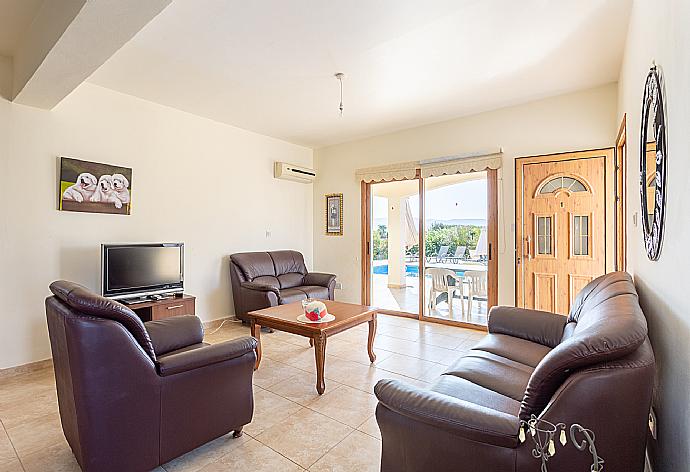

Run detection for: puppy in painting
[[90, 175, 117, 205], [62, 173, 97, 203], [111, 173, 130, 206]]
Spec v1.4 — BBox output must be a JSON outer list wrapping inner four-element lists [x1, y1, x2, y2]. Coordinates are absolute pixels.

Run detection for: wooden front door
[[516, 149, 615, 314]]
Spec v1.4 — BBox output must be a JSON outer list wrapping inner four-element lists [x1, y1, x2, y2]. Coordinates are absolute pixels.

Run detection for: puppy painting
[[59, 157, 133, 215], [62, 173, 97, 202]]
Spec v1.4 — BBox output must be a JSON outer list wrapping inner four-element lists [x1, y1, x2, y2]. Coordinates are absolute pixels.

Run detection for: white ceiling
[[88, 0, 632, 148], [0, 0, 44, 57]]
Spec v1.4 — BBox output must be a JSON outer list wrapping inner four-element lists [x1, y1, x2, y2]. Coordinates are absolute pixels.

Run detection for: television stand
[[125, 294, 196, 321]]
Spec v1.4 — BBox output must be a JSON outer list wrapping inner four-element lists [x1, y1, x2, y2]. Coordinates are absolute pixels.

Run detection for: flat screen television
[[101, 243, 184, 299]]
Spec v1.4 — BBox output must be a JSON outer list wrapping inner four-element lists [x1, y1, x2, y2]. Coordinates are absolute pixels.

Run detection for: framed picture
[[325, 193, 343, 235], [58, 157, 132, 215]]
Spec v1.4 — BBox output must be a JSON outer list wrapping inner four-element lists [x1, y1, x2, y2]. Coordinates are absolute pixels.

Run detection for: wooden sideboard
[[126, 294, 196, 321]]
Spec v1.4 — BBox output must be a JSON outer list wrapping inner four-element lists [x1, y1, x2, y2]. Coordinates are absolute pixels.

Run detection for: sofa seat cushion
[[443, 350, 534, 401], [430, 375, 521, 417], [279, 288, 308, 304], [472, 333, 551, 368], [278, 273, 305, 289], [299, 285, 330, 299]]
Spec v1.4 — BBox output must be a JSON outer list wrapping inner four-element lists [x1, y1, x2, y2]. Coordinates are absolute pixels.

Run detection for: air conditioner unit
[[274, 161, 316, 183]]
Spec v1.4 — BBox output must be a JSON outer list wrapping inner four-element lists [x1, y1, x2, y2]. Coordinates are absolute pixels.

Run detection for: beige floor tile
[[309, 431, 381, 472], [415, 331, 465, 349], [375, 354, 443, 380], [0, 426, 17, 465], [20, 439, 80, 472], [199, 437, 304, 471], [266, 371, 342, 406], [6, 412, 64, 458], [417, 362, 450, 383], [163, 433, 250, 472], [356, 415, 381, 440], [244, 387, 304, 436], [328, 341, 393, 366], [0, 389, 59, 430], [255, 408, 352, 469], [307, 386, 378, 428], [373, 336, 419, 356], [376, 325, 421, 341], [262, 340, 312, 363], [0, 458, 22, 472], [253, 358, 304, 389], [408, 344, 458, 365]]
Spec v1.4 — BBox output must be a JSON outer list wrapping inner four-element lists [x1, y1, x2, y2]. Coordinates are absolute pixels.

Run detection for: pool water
[[373, 264, 464, 277]]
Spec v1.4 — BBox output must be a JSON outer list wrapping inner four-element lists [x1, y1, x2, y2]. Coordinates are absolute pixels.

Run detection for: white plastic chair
[[425, 267, 464, 317], [465, 270, 488, 315]]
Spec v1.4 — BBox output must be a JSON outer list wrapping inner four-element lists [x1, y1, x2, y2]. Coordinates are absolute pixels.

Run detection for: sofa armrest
[[241, 281, 280, 295], [145, 315, 204, 357], [156, 336, 257, 376], [488, 306, 567, 348], [303, 272, 336, 288], [374, 379, 519, 448]]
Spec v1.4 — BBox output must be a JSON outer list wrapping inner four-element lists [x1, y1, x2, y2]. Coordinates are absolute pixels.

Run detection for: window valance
[[355, 161, 420, 183], [355, 150, 502, 182], [420, 152, 503, 178]]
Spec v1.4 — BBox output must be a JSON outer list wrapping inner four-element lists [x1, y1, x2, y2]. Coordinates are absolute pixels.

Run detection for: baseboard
[[0, 358, 53, 380]]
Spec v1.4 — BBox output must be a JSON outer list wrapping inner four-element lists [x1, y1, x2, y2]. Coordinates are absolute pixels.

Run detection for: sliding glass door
[[363, 170, 497, 328], [369, 179, 420, 315], [422, 172, 491, 325]]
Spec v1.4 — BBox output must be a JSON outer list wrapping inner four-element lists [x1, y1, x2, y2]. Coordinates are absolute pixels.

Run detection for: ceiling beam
[[12, 0, 171, 109]]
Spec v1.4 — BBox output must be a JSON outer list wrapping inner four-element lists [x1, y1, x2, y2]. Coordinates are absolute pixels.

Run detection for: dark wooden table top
[[247, 299, 377, 333]]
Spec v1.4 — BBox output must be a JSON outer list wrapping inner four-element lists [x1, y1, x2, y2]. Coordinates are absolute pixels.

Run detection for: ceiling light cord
[[335, 72, 345, 116]]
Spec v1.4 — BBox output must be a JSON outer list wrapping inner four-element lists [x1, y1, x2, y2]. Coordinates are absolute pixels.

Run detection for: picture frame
[[58, 157, 132, 215], [325, 193, 343, 235]]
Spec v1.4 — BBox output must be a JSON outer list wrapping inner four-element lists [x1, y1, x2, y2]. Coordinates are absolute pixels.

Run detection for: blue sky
[[373, 178, 487, 222]]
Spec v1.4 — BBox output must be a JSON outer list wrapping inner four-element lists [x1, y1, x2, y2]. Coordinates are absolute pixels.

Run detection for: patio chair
[[434, 245, 450, 263], [465, 270, 487, 315], [425, 267, 464, 317], [450, 246, 467, 263]]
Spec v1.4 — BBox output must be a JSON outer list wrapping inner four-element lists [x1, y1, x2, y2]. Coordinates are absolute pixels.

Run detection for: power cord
[[203, 317, 242, 336]]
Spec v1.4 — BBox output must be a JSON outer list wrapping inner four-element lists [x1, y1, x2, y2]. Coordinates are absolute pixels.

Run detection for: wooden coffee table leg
[[313, 334, 327, 394], [250, 319, 262, 370], [367, 314, 377, 363], [309, 338, 314, 347]]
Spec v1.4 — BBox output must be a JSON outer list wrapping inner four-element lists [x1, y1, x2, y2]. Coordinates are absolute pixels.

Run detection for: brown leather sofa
[[375, 272, 655, 472], [230, 250, 336, 321], [45, 281, 257, 472]]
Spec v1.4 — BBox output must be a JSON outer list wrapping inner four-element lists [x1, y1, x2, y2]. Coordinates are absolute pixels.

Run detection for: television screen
[[102, 244, 184, 298]]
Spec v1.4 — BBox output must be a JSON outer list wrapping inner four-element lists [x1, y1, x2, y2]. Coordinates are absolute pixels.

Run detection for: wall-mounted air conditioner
[[274, 162, 316, 183]]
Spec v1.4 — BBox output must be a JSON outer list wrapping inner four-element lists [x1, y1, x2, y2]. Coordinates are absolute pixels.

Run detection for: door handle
[[166, 305, 184, 310], [525, 236, 533, 260]]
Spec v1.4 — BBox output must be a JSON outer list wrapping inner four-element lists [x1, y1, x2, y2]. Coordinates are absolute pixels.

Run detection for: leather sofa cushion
[[279, 288, 308, 304], [443, 350, 533, 401], [299, 285, 330, 299], [431, 375, 521, 417], [231, 252, 276, 280], [472, 333, 551, 368], [270, 250, 307, 277], [253, 276, 280, 290], [157, 342, 210, 358], [278, 273, 305, 289], [145, 315, 204, 357]]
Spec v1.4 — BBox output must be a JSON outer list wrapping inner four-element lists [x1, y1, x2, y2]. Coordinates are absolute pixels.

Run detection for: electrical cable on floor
[[203, 317, 242, 336]]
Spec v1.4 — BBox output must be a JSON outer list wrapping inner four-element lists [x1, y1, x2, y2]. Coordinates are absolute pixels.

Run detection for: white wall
[[0, 83, 313, 369], [617, 1, 690, 470], [313, 84, 618, 306]]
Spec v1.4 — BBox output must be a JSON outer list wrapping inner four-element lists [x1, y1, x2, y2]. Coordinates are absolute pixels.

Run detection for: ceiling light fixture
[[334, 72, 345, 116]]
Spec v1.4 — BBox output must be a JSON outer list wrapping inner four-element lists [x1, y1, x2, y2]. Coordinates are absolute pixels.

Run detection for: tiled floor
[[0, 314, 485, 472]]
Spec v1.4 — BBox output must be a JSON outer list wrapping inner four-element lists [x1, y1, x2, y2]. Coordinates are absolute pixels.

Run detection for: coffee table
[[248, 300, 378, 394]]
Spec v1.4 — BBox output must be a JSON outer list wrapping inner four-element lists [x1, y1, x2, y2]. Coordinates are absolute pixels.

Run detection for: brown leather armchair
[[375, 272, 655, 472], [230, 250, 336, 321], [45, 281, 257, 472]]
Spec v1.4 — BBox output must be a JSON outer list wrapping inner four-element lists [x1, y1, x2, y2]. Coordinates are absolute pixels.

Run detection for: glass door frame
[[361, 169, 498, 330]]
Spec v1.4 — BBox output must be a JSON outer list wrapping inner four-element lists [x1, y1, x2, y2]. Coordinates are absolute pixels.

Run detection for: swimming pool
[[373, 264, 465, 277]]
